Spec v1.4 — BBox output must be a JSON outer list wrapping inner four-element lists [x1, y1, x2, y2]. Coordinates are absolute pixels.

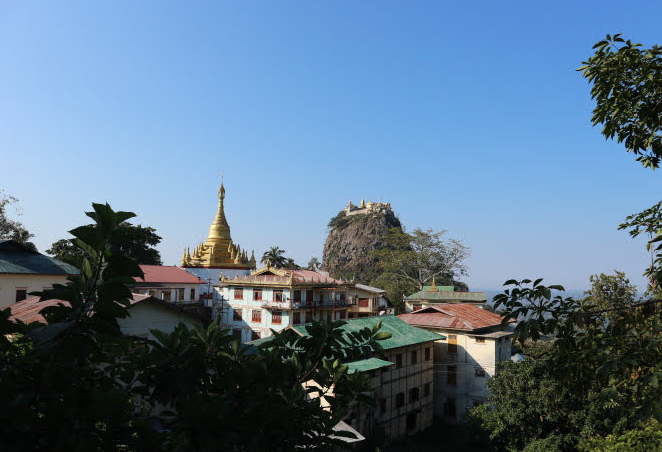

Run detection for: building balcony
[[260, 299, 356, 310]]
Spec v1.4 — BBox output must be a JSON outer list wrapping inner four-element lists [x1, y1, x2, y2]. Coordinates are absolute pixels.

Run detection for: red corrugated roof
[[10, 293, 161, 324], [398, 304, 510, 331], [133, 265, 206, 284], [225, 269, 344, 286]]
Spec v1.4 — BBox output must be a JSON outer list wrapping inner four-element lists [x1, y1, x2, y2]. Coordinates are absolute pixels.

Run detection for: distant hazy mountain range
[[477, 288, 587, 305]]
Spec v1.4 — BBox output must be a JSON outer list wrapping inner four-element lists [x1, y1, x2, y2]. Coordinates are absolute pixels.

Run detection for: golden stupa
[[181, 181, 256, 269]]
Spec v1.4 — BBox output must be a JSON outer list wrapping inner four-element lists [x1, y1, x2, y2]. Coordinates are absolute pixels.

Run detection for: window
[[273, 290, 284, 302], [444, 398, 456, 418], [15, 289, 27, 303], [396, 392, 405, 408], [162, 291, 171, 302], [232, 329, 242, 340], [272, 311, 282, 325], [233, 309, 242, 321], [424, 383, 431, 397], [396, 353, 403, 368], [425, 347, 431, 361], [358, 298, 369, 307], [411, 350, 418, 364], [292, 290, 301, 302], [293, 312, 301, 324], [406, 412, 418, 431], [234, 288, 243, 300], [475, 337, 485, 343], [190, 288, 195, 300], [178, 288, 185, 301], [409, 387, 419, 402], [306, 290, 314, 302], [380, 397, 387, 414], [475, 368, 486, 377], [447, 366, 457, 386], [253, 289, 262, 301], [251, 331, 260, 341], [339, 311, 346, 319], [251, 310, 262, 323], [413, 304, 423, 311], [448, 335, 458, 354]]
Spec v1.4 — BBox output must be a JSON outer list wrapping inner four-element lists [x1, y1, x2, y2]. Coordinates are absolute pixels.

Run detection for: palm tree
[[261, 246, 287, 268], [307, 257, 321, 270]]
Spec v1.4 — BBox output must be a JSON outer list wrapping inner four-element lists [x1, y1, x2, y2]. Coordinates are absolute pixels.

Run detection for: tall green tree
[[307, 257, 321, 270], [0, 191, 36, 251], [579, 34, 662, 170], [261, 246, 287, 268], [371, 228, 470, 312], [581, 271, 638, 314], [47, 222, 163, 267], [473, 34, 662, 452]]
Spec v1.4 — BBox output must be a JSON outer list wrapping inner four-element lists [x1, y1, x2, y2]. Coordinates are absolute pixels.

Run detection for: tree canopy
[[371, 228, 470, 312], [579, 34, 662, 169], [47, 222, 163, 267], [0, 191, 36, 251], [261, 246, 287, 268]]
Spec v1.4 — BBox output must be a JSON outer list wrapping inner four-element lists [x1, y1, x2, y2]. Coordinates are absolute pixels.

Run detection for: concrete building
[[344, 198, 393, 217], [253, 315, 440, 444], [0, 240, 79, 309], [130, 265, 207, 304], [9, 293, 204, 340], [347, 284, 392, 318], [217, 266, 354, 342], [398, 304, 513, 421], [404, 279, 487, 312]]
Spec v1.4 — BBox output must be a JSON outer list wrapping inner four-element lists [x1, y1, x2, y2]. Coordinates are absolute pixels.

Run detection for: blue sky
[[1, 1, 661, 291]]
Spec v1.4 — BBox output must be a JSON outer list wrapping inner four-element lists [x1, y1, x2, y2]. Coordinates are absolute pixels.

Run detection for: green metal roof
[[405, 289, 486, 302], [345, 357, 393, 374], [422, 285, 454, 292], [293, 315, 442, 350], [0, 241, 79, 275]]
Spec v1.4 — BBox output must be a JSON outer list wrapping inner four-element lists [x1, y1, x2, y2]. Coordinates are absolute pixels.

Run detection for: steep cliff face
[[322, 208, 402, 284]]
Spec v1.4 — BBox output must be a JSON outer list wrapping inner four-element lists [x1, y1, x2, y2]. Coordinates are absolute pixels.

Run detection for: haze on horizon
[[1, 1, 661, 292]]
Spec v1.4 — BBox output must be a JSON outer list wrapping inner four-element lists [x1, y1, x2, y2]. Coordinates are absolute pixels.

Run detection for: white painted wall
[[0, 274, 70, 309], [429, 328, 513, 421], [118, 301, 203, 340]]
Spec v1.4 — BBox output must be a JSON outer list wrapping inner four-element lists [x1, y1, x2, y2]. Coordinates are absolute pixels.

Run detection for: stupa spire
[[207, 177, 231, 242]]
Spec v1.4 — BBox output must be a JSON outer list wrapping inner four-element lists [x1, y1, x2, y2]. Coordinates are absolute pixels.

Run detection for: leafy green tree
[[0, 190, 36, 251], [371, 228, 470, 312], [618, 202, 662, 295], [580, 419, 662, 452], [475, 33, 662, 452], [307, 257, 321, 270], [261, 246, 287, 268], [472, 359, 581, 452], [283, 257, 301, 269], [579, 34, 662, 170], [47, 222, 163, 267], [0, 204, 388, 451], [582, 271, 638, 313]]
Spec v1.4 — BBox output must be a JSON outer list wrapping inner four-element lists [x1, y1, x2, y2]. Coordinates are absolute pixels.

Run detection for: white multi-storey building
[[217, 266, 355, 342]]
